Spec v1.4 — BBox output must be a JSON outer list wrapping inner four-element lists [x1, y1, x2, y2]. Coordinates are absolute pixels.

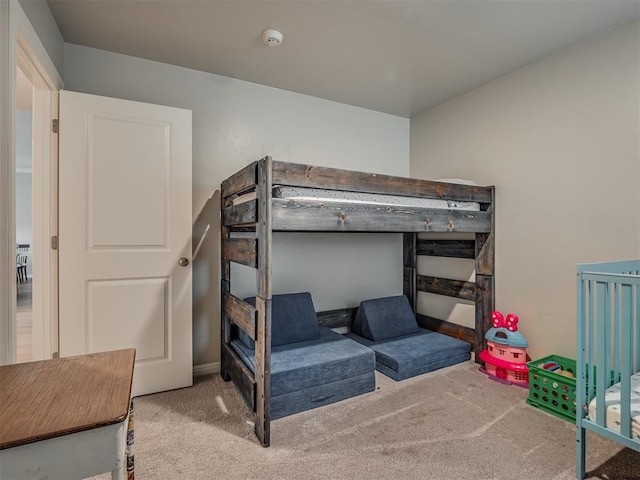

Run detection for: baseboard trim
[[193, 361, 220, 377]]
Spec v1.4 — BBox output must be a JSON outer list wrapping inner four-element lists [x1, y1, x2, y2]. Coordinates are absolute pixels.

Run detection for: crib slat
[[613, 283, 620, 380], [608, 283, 614, 385], [588, 280, 596, 400], [620, 283, 633, 438], [575, 269, 587, 480], [595, 281, 607, 427], [636, 282, 639, 374]]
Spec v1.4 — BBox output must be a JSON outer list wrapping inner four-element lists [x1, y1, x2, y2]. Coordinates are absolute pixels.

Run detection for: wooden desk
[[0, 349, 135, 480]]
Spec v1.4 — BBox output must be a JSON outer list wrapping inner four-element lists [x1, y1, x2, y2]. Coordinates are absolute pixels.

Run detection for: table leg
[[126, 399, 135, 480], [111, 464, 126, 480], [112, 399, 134, 480]]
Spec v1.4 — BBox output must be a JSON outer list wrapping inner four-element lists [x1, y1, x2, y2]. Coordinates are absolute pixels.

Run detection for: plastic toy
[[537, 360, 575, 379], [541, 361, 560, 372], [479, 311, 530, 387]]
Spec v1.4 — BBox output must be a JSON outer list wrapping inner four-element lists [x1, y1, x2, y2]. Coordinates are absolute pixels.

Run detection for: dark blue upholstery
[[347, 328, 471, 381], [269, 372, 374, 419], [352, 295, 419, 342], [231, 327, 376, 419], [241, 292, 320, 348], [374, 351, 471, 381]]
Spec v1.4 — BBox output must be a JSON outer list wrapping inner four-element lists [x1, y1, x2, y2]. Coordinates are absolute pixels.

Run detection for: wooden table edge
[[0, 348, 136, 450]]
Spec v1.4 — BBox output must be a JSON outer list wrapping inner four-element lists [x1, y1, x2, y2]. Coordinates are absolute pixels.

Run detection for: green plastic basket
[[526, 354, 577, 423]]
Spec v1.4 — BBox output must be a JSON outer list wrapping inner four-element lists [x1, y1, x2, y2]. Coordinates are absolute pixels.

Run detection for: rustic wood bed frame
[[220, 156, 495, 446]]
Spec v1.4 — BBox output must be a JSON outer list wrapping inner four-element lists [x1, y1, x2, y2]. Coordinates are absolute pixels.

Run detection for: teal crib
[[576, 260, 640, 479]]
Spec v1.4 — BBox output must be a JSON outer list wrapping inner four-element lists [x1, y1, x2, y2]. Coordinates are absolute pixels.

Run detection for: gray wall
[[63, 43, 410, 368], [411, 20, 640, 360], [18, 0, 64, 79]]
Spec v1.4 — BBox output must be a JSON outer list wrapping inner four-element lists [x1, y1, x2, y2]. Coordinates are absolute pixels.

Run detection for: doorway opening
[[15, 65, 34, 363]]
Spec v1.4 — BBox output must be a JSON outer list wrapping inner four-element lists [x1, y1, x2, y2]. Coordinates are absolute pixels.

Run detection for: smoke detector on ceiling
[[262, 29, 284, 47]]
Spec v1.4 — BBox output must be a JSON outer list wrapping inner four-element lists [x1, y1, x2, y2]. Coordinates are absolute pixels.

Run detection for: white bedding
[[273, 186, 480, 211], [588, 371, 640, 440], [233, 185, 480, 211]]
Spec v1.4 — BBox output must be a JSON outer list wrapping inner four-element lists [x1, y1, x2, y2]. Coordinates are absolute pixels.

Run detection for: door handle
[[178, 257, 189, 267]]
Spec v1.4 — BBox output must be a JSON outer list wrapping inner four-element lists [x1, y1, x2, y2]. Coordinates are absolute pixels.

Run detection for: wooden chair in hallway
[[16, 244, 29, 283]]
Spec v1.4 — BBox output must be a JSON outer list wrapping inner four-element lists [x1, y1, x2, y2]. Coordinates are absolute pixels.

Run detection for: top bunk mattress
[[234, 185, 481, 211], [588, 371, 640, 440]]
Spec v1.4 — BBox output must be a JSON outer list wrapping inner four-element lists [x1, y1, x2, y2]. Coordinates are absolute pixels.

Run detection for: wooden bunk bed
[[220, 156, 495, 446]]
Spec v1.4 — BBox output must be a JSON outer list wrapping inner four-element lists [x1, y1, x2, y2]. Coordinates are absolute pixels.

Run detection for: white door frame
[[0, 0, 17, 365], [0, 0, 62, 364]]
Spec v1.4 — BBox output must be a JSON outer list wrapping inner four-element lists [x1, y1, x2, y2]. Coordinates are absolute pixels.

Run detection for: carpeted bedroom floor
[[94, 361, 639, 480]]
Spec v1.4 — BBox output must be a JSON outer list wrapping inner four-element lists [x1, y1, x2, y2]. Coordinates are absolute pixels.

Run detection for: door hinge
[[52, 119, 59, 133], [51, 235, 58, 250]]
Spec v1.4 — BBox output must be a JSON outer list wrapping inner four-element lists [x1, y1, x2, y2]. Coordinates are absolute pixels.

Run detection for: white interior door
[[58, 90, 192, 396]]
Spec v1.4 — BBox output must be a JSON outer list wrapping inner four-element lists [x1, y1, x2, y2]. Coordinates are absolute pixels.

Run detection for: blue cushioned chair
[[242, 292, 321, 347], [347, 295, 471, 381]]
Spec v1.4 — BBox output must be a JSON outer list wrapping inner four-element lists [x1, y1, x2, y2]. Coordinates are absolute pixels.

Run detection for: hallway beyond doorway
[[17, 278, 32, 363]]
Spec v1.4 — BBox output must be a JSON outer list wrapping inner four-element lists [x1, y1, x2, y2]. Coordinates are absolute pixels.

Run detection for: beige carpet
[[97, 361, 639, 480]]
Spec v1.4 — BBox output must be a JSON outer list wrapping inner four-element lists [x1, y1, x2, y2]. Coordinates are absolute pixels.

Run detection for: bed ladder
[[220, 157, 273, 447]]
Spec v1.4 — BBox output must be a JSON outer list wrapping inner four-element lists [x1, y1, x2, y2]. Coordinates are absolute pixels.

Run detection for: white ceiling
[[47, 0, 640, 118]]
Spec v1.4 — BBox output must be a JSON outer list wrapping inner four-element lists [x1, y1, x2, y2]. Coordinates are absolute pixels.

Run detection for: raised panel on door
[[88, 115, 170, 250], [86, 277, 169, 360]]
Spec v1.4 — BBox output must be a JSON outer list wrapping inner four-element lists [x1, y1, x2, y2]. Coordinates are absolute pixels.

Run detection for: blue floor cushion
[[231, 327, 376, 418], [352, 295, 419, 342], [349, 295, 470, 380], [347, 328, 471, 381]]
